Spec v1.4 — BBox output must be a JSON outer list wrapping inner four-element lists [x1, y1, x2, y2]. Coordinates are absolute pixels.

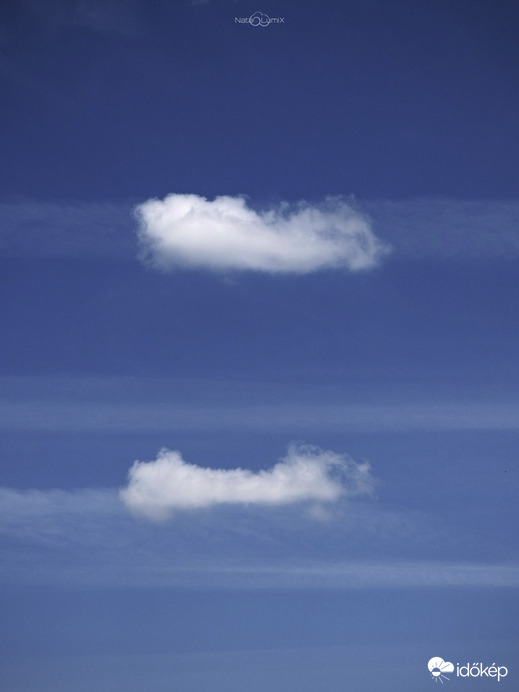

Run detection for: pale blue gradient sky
[[0, 1, 518, 689]]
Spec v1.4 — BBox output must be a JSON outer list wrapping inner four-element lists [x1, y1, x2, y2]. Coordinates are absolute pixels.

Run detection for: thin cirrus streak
[[1, 485, 518, 588], [0, 499, 517, 591], [1, 399, 518, 433], [1, 197, 518, 260], [364, 198, 519, 258]]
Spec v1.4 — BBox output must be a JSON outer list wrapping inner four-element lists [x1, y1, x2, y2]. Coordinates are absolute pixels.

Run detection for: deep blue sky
[[1, 1, 518, 690], [1, 0, 518, 201]]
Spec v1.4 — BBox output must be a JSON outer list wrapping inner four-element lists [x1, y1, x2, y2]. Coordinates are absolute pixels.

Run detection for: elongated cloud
[[135, 194, 389, 273], [3, 485, 519, 588], [120, 444, 374, 521]]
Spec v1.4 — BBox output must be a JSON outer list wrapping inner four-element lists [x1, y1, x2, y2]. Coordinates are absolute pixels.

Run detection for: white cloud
[[135, 194, 389, 273], [119, 444, 374, 521]]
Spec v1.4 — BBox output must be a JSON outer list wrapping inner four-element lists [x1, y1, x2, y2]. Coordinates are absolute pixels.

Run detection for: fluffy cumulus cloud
[[135, 194, 389, 273], [120, 444, 374, 521]]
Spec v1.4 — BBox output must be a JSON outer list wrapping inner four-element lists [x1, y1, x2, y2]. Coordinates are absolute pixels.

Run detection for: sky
[[0, 0, 519, 690]]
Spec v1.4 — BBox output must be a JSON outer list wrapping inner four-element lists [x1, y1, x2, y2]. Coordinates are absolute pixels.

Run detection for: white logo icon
[[249, 11, 271, 27], [428, 657, 454, 683]]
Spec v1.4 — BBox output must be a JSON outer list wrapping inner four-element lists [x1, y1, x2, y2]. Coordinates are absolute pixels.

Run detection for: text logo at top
[[235, 12, 285, 27]]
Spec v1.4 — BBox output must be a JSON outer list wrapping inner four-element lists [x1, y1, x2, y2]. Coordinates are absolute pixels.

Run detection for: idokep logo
[[427, 657, 509, 683], [457, 662, 508, 682], [235, 11, 285, 27], [428, 657, 454, 683]]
